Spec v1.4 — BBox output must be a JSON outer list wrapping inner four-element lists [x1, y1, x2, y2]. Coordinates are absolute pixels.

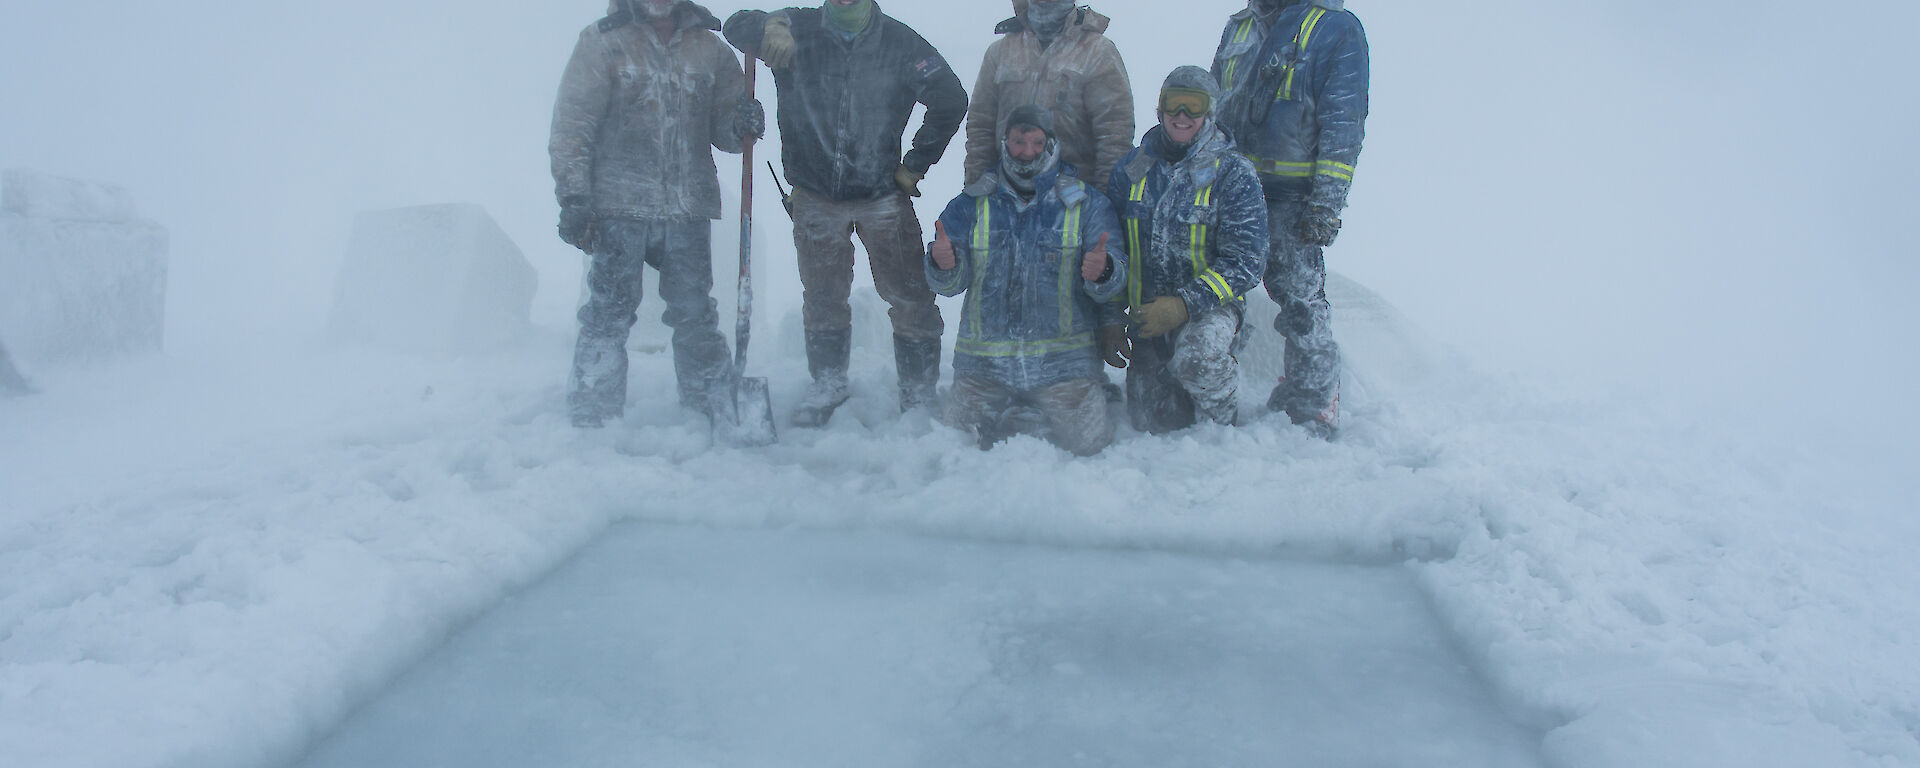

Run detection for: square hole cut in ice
[[294, 523, 1546, 768]]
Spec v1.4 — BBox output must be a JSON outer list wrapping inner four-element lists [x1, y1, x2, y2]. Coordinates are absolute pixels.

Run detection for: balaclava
[[824, 0, 875, 36], [1000, 104, 1060, 198], [639, 0, 676, 20], [1026, 0, 1076, 47]]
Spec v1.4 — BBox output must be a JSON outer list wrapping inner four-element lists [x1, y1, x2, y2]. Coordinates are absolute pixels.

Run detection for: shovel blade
[[713, 375, 776, 447]]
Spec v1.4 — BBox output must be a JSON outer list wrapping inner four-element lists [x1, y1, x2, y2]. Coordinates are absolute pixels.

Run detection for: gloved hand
[[759, 15, 796, 70], [558, 196, 595, 250], [1098, 324, 1130, 369], [894, 164, 925, 197], [928, 220, 956, 270], [1295, 203, 1341, 247], [731, 96, 766, 141], [1131, 296, 1188, 338]]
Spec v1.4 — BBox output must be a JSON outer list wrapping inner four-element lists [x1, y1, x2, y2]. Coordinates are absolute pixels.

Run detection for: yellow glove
[[894, 165, 924, 197], [760, 15, 796, 70], [1131, 296, 1188, 339]]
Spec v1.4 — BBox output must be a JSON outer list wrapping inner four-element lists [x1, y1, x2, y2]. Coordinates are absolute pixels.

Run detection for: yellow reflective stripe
[[1200, 269, 1234, 304], [1279, 8, 1327, 100], [969, 196, 991, 337], [1058, 204, 1081, 334], [1316, 160, 1355, 181], [1127, 176, 1148, 310], [1247, 155, 1314, 177], [1221, 19, 1255, 90], [955, 335, 1095, 358]]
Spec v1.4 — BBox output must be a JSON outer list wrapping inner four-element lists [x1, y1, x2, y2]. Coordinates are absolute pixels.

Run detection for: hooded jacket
[[550, 0, 747, 220], [1105, 124, 1269, 317], [964, 3, 1134, 190], [723, 3, 968, 202], [1211, 0, 1368, 207], [927, 164, 1127, 391]]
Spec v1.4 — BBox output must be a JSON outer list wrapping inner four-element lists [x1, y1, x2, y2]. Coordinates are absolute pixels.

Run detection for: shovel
[[712, 54, 776, 446]]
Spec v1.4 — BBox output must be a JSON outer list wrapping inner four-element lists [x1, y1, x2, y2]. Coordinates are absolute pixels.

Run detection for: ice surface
[[293, 523, 1546, 768], [327, 204, 537, 353], [0, 169, 168, 364]]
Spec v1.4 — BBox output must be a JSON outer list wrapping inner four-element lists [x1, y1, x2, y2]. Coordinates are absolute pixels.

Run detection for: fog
[[3, 0, 1915, 467]]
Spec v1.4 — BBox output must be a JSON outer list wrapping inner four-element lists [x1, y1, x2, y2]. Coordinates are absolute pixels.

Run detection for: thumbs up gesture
[[1081, 232, 1110, 281], [930, 220, 957, 271]]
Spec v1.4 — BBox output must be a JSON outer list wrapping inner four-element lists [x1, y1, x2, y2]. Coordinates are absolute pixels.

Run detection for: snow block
[[328, 204, 537, 353], [0, 169, 169, 364]]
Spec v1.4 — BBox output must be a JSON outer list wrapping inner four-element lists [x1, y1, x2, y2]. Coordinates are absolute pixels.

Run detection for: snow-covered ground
[[4, 278, 1916, 767], [4, 1, 1917, 766]]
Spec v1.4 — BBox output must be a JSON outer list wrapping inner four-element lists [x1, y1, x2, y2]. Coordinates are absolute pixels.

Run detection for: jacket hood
[[603, 0, 723, 32], [995, 5, 1112, 36]]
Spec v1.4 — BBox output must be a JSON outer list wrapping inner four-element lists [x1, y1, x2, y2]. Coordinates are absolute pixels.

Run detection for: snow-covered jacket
[[723, 4, 968, 202], [964, 5, 1134, 189], [550, 1, 747, 221], [928, 165, 1127, 391], [1210, 0, 1368, 207], [1104, 124, 1268, 316]]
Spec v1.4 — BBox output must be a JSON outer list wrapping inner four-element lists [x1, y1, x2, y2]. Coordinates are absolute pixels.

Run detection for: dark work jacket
[[1105, 125, 1269, 317], [928, 164, 1127, 391], [724, 4, 969, 202], [1211, 0, 1368, 206]]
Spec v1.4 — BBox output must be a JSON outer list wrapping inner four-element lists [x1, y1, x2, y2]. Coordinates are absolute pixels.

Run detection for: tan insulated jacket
[[550, 1, 746, 221], [964, 4, 1134, 188]]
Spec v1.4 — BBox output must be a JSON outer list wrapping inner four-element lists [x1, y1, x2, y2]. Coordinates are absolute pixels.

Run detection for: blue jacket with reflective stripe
[[1211, 0, 1368, 203], [1104, 124, 1269, 319], [927, 165, 1128, 391]]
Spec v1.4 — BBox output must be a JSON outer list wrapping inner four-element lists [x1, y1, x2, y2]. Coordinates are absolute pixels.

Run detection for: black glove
[[1295, 203, 1341, 248], [732, 96, 766, 141], [558, 196, 594, 250]]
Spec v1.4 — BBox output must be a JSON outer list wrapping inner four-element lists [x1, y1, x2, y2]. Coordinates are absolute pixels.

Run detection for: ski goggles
[[1158, 88, 1212, 119]]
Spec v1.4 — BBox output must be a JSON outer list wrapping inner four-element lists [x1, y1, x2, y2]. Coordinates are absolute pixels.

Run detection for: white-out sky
[[3, 0, 1915, 464]]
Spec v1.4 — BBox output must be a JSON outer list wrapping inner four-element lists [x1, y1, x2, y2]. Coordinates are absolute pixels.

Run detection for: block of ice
[[328, 204, 537, 353], [0, 169, 169, 364]]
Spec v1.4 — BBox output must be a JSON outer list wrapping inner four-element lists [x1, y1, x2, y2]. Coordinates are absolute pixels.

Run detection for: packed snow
[[3, 1, 1917, 767]]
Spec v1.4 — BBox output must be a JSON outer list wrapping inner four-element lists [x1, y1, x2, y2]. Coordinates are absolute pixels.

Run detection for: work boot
[[1269, 376, 1339, 439], [790, 329, 852, 428], [894, 335, 942, 412]]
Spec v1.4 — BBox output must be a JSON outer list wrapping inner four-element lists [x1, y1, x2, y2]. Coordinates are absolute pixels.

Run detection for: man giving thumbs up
[[924, 105, 1129, 456]]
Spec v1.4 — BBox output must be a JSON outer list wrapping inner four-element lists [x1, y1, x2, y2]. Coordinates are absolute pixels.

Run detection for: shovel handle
[[736, 54, 757, 373]]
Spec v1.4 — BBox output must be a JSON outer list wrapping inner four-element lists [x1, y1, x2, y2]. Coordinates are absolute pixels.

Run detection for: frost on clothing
[[1211, 0, 1368, 210], [1106, 120, 1269, 432], [1104, 124, 1268, 319], [722, 4, 968, 201], [570, 220, 731, 423], [927, 166, 1126, 393], [549, 1, 747, 221], [964, 5, 1134, 189], [1264, 196, 1340, 420]]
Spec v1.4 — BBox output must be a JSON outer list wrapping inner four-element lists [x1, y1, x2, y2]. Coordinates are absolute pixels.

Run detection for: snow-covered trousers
[[569, 219, 731, 421], [944, 375, 1113, 456], [1263, 196, 1341, 420], [1125, 307, 1242, 433], [790, 187, 944, 341]]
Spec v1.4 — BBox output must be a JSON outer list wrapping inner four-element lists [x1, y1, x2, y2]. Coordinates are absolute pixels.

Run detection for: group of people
[[548, 0, 1368, 454]]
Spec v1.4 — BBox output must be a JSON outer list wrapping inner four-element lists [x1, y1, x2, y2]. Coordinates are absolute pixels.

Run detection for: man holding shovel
[[550, 0, 766, 429], [723, 1, 968, 427]]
